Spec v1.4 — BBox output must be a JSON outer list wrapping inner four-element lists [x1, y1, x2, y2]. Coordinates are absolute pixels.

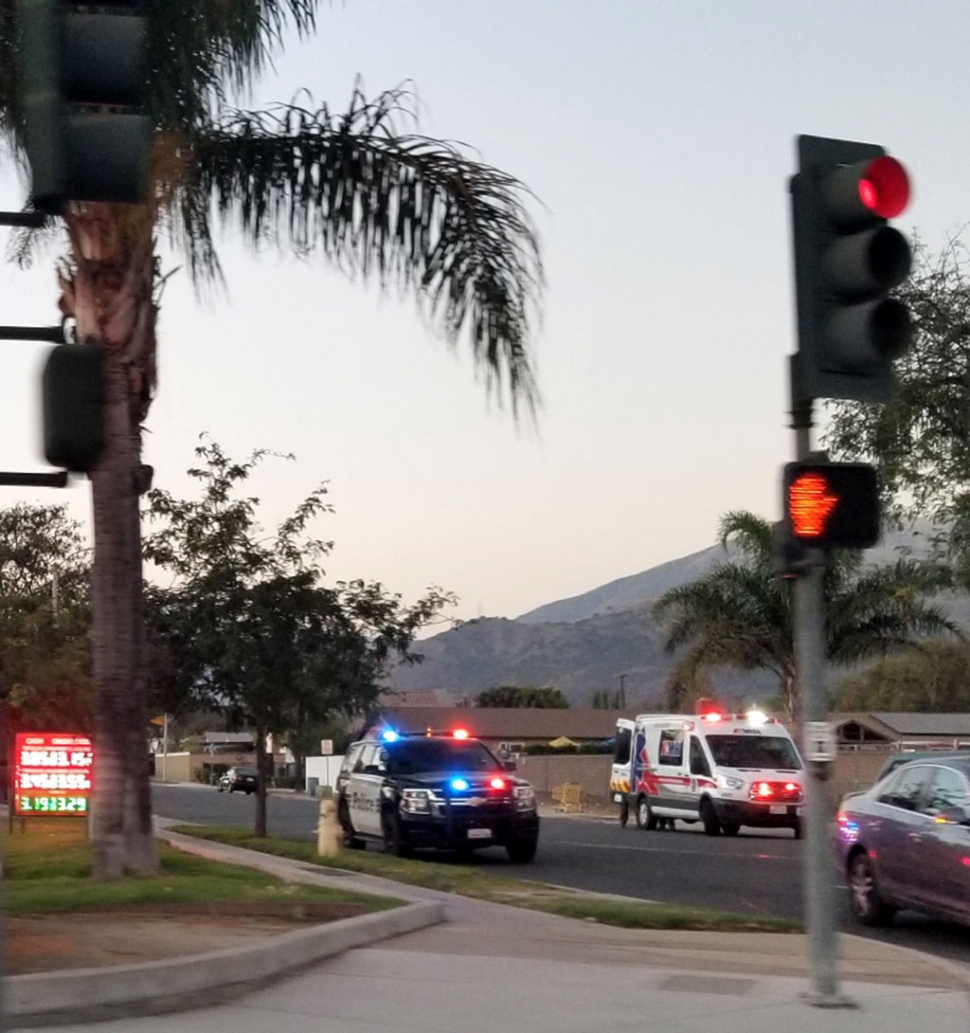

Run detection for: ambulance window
[[689, 737, 711, 778], [658, 730, 684, 766], [613, 727, 632, 766]]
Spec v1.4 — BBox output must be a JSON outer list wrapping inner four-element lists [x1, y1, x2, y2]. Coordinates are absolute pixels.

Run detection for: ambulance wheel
[[721, 822, 740, 837], [636, 796, 658, 831], [700, 799, 721, 836], [619, 800, 629, 828]]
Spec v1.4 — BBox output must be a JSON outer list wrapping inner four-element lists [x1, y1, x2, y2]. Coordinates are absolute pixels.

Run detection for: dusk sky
[[0, 1, 967, 628]]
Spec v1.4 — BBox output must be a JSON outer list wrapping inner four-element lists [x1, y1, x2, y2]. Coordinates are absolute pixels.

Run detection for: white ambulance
[[610, 707, 804, 838]]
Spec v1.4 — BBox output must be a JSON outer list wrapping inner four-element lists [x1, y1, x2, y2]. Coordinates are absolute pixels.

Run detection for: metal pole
[[791, 399, 851, 1008], [0, 325, 65, 343], [0, 211, 46, 229], [162, 714, 168, 783]]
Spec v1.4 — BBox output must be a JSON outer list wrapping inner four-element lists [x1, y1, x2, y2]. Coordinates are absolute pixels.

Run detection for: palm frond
[[717, 510, 774, 565], [180, 84, 543, 414]]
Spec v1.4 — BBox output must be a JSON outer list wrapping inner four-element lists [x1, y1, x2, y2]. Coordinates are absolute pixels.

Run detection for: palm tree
[[652, 511, 959, 720], [0, 2, 542, 877]]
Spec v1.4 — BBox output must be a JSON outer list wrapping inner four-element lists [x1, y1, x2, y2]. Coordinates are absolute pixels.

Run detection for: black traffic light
[[782, 461, 880, 550], [790, 135, 913, 404], [16, 0, 151, 211], [42, 343, 104, 472]]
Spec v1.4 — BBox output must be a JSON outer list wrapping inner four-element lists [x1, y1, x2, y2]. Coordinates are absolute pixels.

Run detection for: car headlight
[[717, 775, 744, 790], [514, 784, 536, 810], [400, 789, 431, 814]]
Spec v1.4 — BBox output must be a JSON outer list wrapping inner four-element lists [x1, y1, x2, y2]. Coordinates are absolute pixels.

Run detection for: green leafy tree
[[651, 511, 960, 720], [826, 239, 970, 573], [1, 2, 542, 877], [144, 438, 455, 835], [836, 640, 970, 712], [0, 505, 93, 741], [475, 685, 569, 708]]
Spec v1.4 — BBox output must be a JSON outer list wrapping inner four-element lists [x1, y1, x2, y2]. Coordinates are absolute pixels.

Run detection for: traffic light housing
[[782, 461, 880, 550], [16, 0, 151, 211], [42, 343, 105, 472], [790, 135, 913, 404]]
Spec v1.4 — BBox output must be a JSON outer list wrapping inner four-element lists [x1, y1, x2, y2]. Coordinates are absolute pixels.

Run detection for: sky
[[1, 0, 968, 629]]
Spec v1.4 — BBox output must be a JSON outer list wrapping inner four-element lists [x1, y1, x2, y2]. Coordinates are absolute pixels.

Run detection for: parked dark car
[[836, 758, 970, 927], [217, 766, 258, 794]]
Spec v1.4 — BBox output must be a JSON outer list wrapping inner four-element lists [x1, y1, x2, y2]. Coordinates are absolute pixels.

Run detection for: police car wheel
[[382, 808, 412, 858], [507, 835, 538, 863], [700, 799, 721, 836], [791, 819, 802, 840], [721, 822, 740, 837], [339, 802, 365, 850]]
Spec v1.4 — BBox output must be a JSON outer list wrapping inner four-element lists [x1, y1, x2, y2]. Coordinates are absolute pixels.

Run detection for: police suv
[[336, 729, 540, 862]]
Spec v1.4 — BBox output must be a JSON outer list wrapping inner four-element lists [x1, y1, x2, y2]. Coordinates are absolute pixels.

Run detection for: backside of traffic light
[[790, 135, 913, 404], [16, 0, 151, 211]]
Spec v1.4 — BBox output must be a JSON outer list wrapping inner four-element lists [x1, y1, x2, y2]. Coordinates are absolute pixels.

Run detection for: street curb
[[3, 899, 446, 1029], [841, 932, 970, 994]]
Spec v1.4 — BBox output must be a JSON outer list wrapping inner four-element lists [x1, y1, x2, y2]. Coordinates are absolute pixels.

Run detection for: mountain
[[389, 523, 968, 707]]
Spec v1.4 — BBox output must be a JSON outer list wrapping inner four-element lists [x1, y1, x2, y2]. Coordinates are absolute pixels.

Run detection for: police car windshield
[[705, 735, 801, 770], [388, 739, 499, 775]]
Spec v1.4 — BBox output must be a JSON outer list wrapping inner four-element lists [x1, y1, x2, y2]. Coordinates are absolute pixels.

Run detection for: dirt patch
[[4, 902, 369, 975]]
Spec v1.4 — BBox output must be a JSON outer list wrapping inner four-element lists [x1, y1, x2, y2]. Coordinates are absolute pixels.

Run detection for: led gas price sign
[[14, 732, 93, 816]]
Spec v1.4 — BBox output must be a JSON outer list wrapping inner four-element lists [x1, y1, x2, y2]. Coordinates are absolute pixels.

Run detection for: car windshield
[[705, 735, 801, 771], [234, 767, 257, 776], [388, 739, 500, 775]]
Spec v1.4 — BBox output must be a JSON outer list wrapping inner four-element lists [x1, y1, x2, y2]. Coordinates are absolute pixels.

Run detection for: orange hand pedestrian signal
[[788, 473, 839, 538], [782, 462, 880, 550]]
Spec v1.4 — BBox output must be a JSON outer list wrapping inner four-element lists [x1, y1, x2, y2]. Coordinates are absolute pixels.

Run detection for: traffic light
[[16, 0, 151, 211], [790, 135, 913, 404], [782, 461, 879, 550], [42, 344, 104, 472]]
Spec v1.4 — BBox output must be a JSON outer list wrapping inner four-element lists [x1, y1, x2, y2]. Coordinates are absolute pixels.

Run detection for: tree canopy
[[144, 437, 455, 834], [826, 239, 970, 575], [474, 685, 569, 708], [651, 511, 959, 719], [0, 504, 93, 738], [835, 640, 970, 713]]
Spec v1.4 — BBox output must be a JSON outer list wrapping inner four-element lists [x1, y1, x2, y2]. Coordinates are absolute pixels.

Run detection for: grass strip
[[170, 824, 801, 934], [2, 820, 401, 916]]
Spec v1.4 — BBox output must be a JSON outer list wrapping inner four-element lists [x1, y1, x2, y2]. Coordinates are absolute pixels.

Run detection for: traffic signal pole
[[786, 135, 914, 1007], [790, 399, 850, 1008]]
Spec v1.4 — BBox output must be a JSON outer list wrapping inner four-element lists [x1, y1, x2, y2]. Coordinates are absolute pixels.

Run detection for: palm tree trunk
[[64, 204, 158, 877], [782, 669, 798, 729]]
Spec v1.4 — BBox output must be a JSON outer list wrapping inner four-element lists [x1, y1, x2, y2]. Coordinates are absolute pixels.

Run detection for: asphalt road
[[152, 783, 970, 966]]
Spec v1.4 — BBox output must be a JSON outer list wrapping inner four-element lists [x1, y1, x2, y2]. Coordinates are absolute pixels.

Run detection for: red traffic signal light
[[857, 156, 910, 218], [790, 136, 914, 405], [782, 462, 879, 549]]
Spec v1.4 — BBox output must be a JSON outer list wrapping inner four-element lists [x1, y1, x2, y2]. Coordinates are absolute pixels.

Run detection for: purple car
[[836, 757, 970, 927]]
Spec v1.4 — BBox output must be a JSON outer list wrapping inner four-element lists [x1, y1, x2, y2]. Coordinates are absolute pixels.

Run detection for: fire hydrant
[[316, 795, 340, 858]]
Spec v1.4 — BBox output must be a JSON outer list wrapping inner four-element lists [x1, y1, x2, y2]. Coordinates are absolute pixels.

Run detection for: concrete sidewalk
[[12, 824, 970, 1031]]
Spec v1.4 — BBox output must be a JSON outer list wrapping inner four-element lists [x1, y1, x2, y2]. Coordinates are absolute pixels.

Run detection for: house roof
[[833, 712, 970, 741], [378, 706, 640, 740]]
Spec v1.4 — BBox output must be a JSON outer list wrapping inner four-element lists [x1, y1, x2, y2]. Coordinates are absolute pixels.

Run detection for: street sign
[[804, 721, 837, 763], [320, 739, 334, 756]]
